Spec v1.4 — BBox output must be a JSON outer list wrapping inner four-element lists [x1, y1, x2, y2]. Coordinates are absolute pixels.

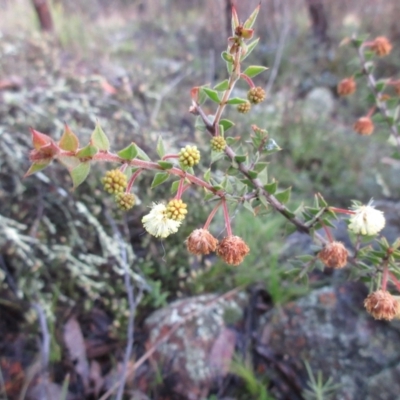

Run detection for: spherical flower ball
[[186, 229, 219, 255], [115, 192, 136, 211], [348, 204, 385, 236], [102, 169, 127, 194], [247, 87, 266, 104], [353, 117, 374, 136], [318, 241, 348, 269], [237, 101, 251, 113], [337, 77, 356, 96], [217, 235, 250, 266], [179, 145, 201, 167], [371, 36, 392, 57], [166, 199, 188, 222], [364, 290, 400, 320], [210, 136, 227, 152], [142, 202, 181, 238]]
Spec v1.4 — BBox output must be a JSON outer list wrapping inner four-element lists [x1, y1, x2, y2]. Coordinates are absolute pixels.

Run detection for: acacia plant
[[26, 5, 400, 321]]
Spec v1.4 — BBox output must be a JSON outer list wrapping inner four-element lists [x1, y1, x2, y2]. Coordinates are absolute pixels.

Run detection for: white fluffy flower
[[348, 204, 385, 236], [142, 203, 181, 238]]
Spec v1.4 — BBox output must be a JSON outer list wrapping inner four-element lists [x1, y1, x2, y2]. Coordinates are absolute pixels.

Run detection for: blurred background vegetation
[[1, 0, 400, 397]]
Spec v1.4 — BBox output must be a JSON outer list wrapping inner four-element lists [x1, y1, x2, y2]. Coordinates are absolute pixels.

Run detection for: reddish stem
[[119, 163, 128, 173], [126, 168, 143, 192], [203, 200, 223, 230], [240, 73, 255, 88], [381, 264, 389, 291], [175, 177, 185, 200], [222, 199, 232, 236], [162, 154, 179, 160], [366, 106, 376, 118], [321, 222, 333, 243], [328, 207, 355, 215]]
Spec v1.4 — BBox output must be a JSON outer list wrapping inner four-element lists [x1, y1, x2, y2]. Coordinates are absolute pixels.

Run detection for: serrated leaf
[[234, 154, 247, 163], [264, 180, 277, 194], [59, 124, 79, 152], [70, 162, 91, 188], [243, 65, 268, 78], [202, 87, 221, 103], [220, 119, 235, 131], [170, 180, 180, 194], [118, 143, 138, 160], [243, 4, 260, 29], [214, 80, 229, 91], [157, 161, 174, 170], [204, 168, 211, 183], [58, 155, 80, 170], [151, 172, 170, 188], [227, 97, 248, 105], [76, 144, 98, 159], [274, 187, 292, 204], [156, 136, 166, 158], [90, 123, 109, 151], [240, 38, 259, 62], [24, 160, 52, 177]]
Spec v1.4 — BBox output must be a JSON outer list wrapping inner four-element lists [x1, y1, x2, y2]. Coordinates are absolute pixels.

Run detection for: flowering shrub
[[26, 6, 400, 321]]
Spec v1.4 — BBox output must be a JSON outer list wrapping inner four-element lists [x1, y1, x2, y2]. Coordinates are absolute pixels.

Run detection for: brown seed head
[[217, 235, 250, 266], [371, 36, 392, 57], [186, 229, 218, 255], [318, 241, 348, 269], [247, 87, 266, 104], [337, 77, 356, 96], [353, 117, 374, 136], [364, 290, 400, 321]]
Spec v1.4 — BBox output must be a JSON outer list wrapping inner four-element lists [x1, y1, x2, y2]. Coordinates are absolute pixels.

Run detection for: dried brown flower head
[[353, 117, 374, 136], [217, 235, 250, 266], [364, 290, 400, 321], [318, 241, 348, 269], [186, 229, 218, 255], [337, 77, 356, 96], [371, 36, 392, 57]]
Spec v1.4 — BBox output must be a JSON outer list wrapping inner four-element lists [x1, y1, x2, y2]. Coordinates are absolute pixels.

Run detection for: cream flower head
[[348, 203, 385, 236], [142, 203, 182, 238]]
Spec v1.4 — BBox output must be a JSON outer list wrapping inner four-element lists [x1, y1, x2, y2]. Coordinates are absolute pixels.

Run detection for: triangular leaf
[[242, 65, 268, 78], [24, 160, 52, 177], [76, 144, 98, 159], [58, 155, 80, 170], [243, 4, 260, 29], [214, 80, 230, 91], [59, 124, 79, 152], [157, 161, 174, 170], [202, 87, 221, 103], [156, 136, 166, 158], [151, 172, 170, 188], [241, 38, 260, 62], [70, 162, 91, 189], [220, 119, 235, 131], [117, 143, 138, 161], [30, 128, 52, 150], [90, 123, 110, 151], [274, 187, 292, 204], [227, 97, 248, 105]]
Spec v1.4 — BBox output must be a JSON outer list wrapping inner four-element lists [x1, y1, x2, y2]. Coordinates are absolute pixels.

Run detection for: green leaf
[[221, 51, 233, 63], [227, 97, 248, 105], [58, 155, 80, 170], [156, 136, 166, 158], [195, 115, 206, 132], [90, 123, 110, 151], [70, 162, 91, 188], [243, 4, 260, 29], [59, 124, 79, 152], [204, 168, 211, 183], [76, 144, 98, 159], [274, 187, 292, 204], [375, 80, 387, 92], [170, 180, 180, 194], [24, 160, 52, 177], [214, 80, 229, 91], [264, 180, 277, 194], [202, 87, 221, 103], [243, 65, 268, 78], [226, 136, 239, 145], [135, 144, 151, 161], [247, 170, 258, 179], [220, 119, 235, 131], [242, 200, 255, 215], [240, 38, 259, 62], [117, 143, 138, 160], [151, 172, 170, 188], [157, 161, 174, 170], [234, 154, 247, 163], [253, 162, 268, 173], [226, 166, 239, 176], [211, 150, 224, 163]]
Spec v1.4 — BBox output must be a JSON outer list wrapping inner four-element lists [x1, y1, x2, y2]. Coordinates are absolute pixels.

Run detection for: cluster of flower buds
[[102, 169, 136, 211]]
